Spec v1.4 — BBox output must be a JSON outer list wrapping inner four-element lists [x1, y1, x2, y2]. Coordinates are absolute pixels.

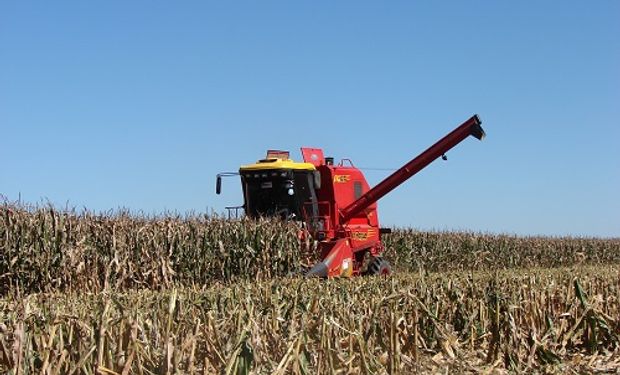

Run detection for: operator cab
[[230, 150, 320, 220]]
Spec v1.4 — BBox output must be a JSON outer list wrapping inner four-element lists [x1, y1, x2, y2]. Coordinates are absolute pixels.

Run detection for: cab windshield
[[241, 169, 314, 220]]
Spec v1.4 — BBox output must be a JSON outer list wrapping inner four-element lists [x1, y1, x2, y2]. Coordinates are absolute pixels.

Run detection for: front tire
[[365, 257, 391, 276]]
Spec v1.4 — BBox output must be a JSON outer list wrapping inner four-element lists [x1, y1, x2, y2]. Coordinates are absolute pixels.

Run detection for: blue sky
[[1, 2, 619, 237]]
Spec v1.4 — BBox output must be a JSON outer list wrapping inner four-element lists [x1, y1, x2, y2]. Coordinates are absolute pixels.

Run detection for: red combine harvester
[[216, 115, 485, 277]]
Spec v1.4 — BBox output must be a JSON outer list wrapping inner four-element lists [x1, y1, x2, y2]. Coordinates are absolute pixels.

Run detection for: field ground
[[2, 265, 619, 374], [1, 205, 619, 373]]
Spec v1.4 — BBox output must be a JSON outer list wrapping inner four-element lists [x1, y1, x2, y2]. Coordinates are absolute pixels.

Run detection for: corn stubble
[[2, 267, 619, 374], [1, 204, 620, 373]]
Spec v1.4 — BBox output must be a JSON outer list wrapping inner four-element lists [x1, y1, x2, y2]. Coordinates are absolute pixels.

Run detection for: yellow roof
[[240, 158, 316, 171]]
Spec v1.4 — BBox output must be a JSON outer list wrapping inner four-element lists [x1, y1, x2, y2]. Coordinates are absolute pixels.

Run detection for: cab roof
[[240, 155, 316, 172]]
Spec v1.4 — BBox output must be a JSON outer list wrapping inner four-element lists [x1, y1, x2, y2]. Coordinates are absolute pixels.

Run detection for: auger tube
[[339, 115, 485, 223]]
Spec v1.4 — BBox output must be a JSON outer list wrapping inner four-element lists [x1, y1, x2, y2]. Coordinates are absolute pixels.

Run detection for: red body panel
[[300, 147, 325, 167], [309, 163, 382, 275]]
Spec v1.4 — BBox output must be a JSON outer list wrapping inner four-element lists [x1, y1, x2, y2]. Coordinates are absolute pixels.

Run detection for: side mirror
[[215, 172, 240, 195], [216, 175, 222, 194]]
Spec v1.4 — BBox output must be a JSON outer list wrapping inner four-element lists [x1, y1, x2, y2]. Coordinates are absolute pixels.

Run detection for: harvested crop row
[[2, 203, 620, 294], [1, 265, 618, 374]]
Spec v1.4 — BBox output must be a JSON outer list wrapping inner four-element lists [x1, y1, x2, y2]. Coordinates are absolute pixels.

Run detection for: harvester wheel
[[365, 257, 391, 276]]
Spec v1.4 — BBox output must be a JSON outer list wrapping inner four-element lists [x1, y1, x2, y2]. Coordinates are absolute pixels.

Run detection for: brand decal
[[352, 231, 369, 240], [351, 229, 377, 241], [333, 175, 351, 183]]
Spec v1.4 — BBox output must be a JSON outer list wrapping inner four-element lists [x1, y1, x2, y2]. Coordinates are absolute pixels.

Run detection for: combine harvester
[[217, 115, 485, 277]]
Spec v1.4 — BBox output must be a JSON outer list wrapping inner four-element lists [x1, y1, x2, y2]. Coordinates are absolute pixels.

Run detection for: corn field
[[1, 204, 307, 295], [2, 204, 619, 295], [1, 203, 620, 373]]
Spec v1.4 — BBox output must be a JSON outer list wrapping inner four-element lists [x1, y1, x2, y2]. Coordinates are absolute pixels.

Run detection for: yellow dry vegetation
[[1, 204, 619, 373]]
